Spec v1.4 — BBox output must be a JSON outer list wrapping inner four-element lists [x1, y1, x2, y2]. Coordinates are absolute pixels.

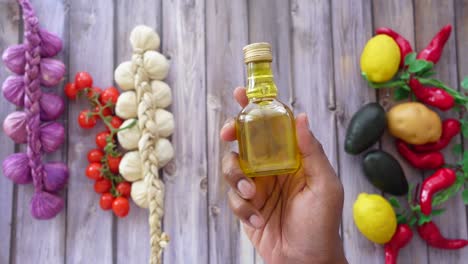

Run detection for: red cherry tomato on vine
[[93, 106, 112, 117], [107, 155, 122, 174], [112, 197, 130, 217], [64, 82, 78, 100], [86, 163, 103, 180], [87, 86, 102, 98], [75, 72, 93, 90], [116, 182, 131, 198], [99, 193, 114, 210], [109, 116, 123, 129], [99, 87, 120, 105], [94, 178, 112, 194], [96, 131, 112, 149], [78, 110, 98, 129], [87, 149, 104, 163]]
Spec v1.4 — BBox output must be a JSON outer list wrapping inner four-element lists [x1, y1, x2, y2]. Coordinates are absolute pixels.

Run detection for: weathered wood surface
[[0, 0, 467, 263]]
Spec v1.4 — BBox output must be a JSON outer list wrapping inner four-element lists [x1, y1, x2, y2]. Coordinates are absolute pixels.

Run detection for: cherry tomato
[[109, 116, 123, 129], [87, 149, 104, 163], [107, 155, 122, 174], [93, 106, 112, 117], [64, 82, 78, 100], [87, 86, 102, 98], [116, 182, 131, 198], [95, 131, 112, 149], [99, 193, 114, 210], [86, 163, 103, 180], [94, 178, 112, 194], [112, 197, 130, 217], [75, 72, 93, 90], [78, 110, 98, 129], [99, 87, 120, 105]]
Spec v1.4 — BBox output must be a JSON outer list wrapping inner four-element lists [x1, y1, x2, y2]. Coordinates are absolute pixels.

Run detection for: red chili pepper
[[384, 224, 413, 264], [396, 140, 444, 170], [413, 119, 461, 152], [376, 27, 413, 68], [417, 24, 452, 64], [417, 221, 468, 249], [419, 168, 456, 215], [408, 78, 455, 111]]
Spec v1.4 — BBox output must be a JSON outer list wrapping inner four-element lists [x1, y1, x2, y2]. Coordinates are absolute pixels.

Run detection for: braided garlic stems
[[114, 25, 174, 264]]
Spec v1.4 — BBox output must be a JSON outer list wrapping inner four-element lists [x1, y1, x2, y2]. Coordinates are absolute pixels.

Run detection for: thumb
[[295, 113, 337, 186]]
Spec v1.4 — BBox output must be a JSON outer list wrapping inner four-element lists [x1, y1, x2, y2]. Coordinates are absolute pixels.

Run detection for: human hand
[[220, 87, 347, 264]]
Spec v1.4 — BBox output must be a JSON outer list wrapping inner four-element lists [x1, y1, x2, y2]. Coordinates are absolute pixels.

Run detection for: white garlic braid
[[114, 25, 173, 264]]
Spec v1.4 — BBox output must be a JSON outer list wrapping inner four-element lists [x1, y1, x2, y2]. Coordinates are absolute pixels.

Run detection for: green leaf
[[404, 52, 417, 66], [462, 121, 468, 138], [462, 76, 468, 90], [462, 189, 468, 205], [396, 213, 407, 224], [420, 70, 436, 78], [418, 213, 432, 226], [407, 184, 414, 204], [388, 197, 401, 208], [431, 208, 445, 216], [409, 60, 433, 73], [401, 72, 410, 80], [452, 144, 463, 156], [394, 86, 410, 101], [408, 217, 417, 227]]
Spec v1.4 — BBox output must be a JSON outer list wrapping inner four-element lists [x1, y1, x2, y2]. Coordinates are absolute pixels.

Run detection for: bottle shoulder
[[237, 98, 294, 120]]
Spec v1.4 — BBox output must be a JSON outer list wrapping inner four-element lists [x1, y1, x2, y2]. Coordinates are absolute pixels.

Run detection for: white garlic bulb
[[130, 25, 160, 52], [155, 109, 174, 138], [115, 91, 138, 119], [119, 151, 143, 182], [130, 180, 148, 208], [155, 138, 174, 168], [143, 51, 169, 80], [117, 119, 141, 150], [114, 61, 134, 90], [151, 80, 172, 108]]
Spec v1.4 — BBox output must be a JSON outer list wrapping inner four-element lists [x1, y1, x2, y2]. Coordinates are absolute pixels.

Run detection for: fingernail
[[237, 179, 254, 197], [249, 214, 264, 229]]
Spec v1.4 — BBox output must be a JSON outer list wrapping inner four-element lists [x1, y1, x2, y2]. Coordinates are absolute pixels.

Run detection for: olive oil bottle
[[236, 42, 300, 177]]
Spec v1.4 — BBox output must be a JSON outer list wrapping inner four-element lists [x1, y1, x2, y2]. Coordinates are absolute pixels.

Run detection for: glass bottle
[[236, 42, 300, 177]]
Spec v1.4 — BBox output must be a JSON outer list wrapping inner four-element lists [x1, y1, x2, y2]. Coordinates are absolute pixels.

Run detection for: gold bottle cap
[[243, 42, 273, 64]]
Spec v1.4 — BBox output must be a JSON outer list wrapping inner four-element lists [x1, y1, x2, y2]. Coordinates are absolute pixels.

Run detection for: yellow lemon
[[353, 193, 397, 244], [360, 35, 401, 83]]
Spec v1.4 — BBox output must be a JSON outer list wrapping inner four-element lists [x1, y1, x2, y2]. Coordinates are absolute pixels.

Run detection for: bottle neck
[[246, 61, 278, 101]]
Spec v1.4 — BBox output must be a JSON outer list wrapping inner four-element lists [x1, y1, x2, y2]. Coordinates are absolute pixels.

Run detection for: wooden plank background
[[0, 0, 467, 263]]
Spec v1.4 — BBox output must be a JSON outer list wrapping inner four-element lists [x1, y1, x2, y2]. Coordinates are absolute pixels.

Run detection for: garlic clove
[[2, 44, 26, 75], [2, 153, 32, 184], [155, 109, 174, 138], [130, 180, 148, 208], [40, 58, 65, 87], [155, 138, 174, 168], [30, 191, 64, 220], [3, 111, 27, 143], [151, 80, 172, 108], [117, 118, 141, 150], [143, 51, 169, 80], [2, 75, 25, 107], [115, 91, 138, 119], [119, 151, 143, 182], [40, 93, 65, 121], [114, 61, 135, 90], [43, 162, 69, 192], [130, 25, 160, 52], [39, 29, 63, 58], [40, 122, 65, 153]]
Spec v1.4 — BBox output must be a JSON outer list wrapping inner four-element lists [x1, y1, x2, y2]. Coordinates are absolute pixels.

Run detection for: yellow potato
[[387, 102, 442, 145]]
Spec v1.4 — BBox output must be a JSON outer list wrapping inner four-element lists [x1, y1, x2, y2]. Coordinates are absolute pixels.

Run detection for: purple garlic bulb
[[43, 162, 69, 192], [40, 122, 65, 153], [2, 75, 25, 106], [30, 191, 64, 220], [40, 93, 65, 121], [3, 111, 27, 143], [2, 44, 26, 75], [2, 153, 32, 184], [39, 29, 63, 58], [40, 58, 65, 87]]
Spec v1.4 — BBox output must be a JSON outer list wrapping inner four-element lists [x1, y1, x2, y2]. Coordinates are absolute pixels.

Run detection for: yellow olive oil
[[236, 43, 300, 177]]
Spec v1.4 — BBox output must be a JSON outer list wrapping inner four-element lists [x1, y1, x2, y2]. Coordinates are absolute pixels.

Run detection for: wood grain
[[114, 1, 161, 263], [161, 0, 209, 263], [66, 1, 114, 263], [205, 0, 253, 263], [0, 1, 19, 263]]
